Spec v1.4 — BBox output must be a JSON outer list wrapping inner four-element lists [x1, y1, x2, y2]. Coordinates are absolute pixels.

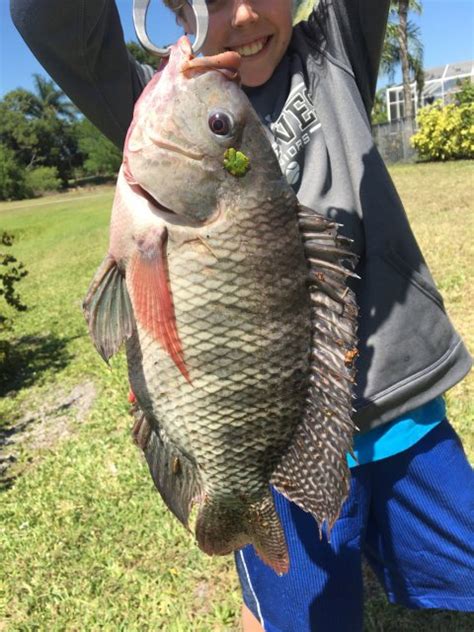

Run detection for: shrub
[[25, 166, 61, 196], [454, 78, 474, 106], [411, 101, 474, 161], [0, 143, 28, 200], [0, 232, 28, 365]]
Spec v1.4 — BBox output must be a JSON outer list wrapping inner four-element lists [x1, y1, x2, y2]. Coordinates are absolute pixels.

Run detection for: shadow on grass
[[0, 454, 19, 491], [0, 333, 74, 397], [363, 562, 474, 631], [0, 333, 73, 489]]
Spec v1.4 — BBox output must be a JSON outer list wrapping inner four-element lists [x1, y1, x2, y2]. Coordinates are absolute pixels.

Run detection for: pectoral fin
[[128, 225, 189, 382], [83, 255, 135, 362]]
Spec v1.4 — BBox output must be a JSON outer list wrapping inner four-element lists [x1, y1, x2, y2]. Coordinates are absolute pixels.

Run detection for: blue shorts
[[235, 420, 474, 631]]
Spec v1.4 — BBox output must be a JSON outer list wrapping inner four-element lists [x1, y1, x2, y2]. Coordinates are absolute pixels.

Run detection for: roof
[[387, 60, 474, 92], [424, 60, 474, 82]]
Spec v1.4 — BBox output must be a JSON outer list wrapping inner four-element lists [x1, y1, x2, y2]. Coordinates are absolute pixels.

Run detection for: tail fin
[[195, 492, 289, 575]]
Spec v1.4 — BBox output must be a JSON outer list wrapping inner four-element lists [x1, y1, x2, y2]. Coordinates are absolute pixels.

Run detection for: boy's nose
[[232, 1, 258, 28]]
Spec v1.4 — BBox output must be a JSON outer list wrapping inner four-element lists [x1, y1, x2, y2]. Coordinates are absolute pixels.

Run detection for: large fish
[[83, 37, 358, 574]]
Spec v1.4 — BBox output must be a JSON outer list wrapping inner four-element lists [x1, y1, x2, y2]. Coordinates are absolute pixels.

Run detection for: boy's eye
[[208, 111, 233, 136]]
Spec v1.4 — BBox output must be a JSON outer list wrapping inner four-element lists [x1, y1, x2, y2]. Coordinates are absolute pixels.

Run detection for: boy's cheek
[[180, 5, 196, 33], [180, 16, 223, 57]]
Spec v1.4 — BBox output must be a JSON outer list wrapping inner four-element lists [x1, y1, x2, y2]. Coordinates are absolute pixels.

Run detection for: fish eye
[[208, 110, 233, 137]]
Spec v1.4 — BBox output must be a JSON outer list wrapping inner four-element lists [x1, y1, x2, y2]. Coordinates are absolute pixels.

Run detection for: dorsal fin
[[271, 206, 358, 534]]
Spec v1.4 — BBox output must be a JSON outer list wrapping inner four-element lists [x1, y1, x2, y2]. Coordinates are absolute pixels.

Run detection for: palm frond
[[381, 16, 424, 83]]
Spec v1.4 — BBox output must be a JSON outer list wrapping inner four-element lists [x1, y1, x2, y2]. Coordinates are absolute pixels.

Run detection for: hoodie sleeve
[[10, 0, 155, 148], [304, 0, 390, 115]]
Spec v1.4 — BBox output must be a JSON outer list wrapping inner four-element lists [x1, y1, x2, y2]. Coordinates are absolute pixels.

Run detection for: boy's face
[[182, 1, 293, 87]]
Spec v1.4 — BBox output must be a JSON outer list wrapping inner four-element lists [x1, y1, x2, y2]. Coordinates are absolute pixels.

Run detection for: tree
[[126, 42, 160, 68], [0, 77, 80, 184], [0, 143, 29, 200], [27, 74, 78, 121], [372, 89, 389, 125], [0, 93, 42, 168], [75, 119, 122, 176], [382, 1, 424, 123]]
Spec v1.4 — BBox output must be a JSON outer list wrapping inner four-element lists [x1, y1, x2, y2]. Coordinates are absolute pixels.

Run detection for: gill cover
[[125, 37, 245, 222]]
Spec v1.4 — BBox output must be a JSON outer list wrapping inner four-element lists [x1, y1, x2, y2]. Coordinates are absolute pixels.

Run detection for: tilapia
[[83, 37, 358, 574]]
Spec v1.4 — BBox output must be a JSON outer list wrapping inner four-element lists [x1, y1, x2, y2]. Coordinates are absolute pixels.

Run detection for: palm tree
[[26, 74, 77, 121], [382, 1, 424, 123]]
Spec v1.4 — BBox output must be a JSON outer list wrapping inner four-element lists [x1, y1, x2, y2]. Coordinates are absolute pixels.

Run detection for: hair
[[163, 1, 312, 25], [162, 0, 186, 21]]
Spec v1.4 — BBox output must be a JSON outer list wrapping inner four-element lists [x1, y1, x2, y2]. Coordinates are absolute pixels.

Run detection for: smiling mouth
[[228, 36, 271, 58]]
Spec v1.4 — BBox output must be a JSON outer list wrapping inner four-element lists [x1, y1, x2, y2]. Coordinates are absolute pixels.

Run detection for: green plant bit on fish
[[223, 148, 250, 177]]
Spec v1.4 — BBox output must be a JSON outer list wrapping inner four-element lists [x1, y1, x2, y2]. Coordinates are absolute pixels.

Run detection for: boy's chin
[[239, 46, 287, 88], [240, 65, 276, 88]]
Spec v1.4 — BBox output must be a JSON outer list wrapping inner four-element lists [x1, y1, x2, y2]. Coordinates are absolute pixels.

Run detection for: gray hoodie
[[11, 0, 471, 432]]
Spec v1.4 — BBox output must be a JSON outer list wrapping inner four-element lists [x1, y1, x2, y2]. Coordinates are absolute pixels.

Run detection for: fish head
[[125, 36, 258, 223]]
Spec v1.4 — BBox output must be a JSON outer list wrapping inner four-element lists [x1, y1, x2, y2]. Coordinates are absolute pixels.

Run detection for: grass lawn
[[1, 162, 473, 630]]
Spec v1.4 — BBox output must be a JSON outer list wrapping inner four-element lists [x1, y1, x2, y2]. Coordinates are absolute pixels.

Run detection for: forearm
[[314, 0, 390, 114], [11, 0, 152, 148], [337, 0, 390, 98]]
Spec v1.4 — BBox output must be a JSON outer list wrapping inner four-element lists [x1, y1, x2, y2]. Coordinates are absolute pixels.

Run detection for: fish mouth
[[137, 182, 222, 228], [182, 51, 241, 81], [139, 185, 187, 222]]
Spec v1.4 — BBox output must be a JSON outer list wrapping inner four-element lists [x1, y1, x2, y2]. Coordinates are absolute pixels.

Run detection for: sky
[[0, 0, 473, 96]]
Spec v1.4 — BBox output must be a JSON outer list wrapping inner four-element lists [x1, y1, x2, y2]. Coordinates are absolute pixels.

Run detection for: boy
[[11, 1, 473, 630]]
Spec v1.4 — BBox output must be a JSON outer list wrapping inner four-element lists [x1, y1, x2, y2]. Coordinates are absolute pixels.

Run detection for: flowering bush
[[411, 101, 474, 161]]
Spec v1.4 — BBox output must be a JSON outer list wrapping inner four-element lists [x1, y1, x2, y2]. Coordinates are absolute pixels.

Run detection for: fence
[[372, 118, 417, 164]]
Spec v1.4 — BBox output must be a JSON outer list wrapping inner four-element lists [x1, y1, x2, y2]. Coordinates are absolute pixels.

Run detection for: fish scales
[[126, 185, 311, 496], [83, 37, 358, 574]]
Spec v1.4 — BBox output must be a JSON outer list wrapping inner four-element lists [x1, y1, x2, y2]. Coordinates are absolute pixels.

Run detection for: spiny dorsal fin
[[83, 255, 135, 362], [271, 205, 358, 534]]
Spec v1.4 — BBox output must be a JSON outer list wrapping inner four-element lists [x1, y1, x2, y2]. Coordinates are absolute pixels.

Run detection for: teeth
[[234, 38, 267, 57]]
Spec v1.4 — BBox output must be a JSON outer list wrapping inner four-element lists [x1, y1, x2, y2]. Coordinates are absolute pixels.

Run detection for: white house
[[386, 60, 474, 121]]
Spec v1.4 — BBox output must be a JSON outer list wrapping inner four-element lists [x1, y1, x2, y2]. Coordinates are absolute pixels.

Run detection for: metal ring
[[133, 0, 209, 58]]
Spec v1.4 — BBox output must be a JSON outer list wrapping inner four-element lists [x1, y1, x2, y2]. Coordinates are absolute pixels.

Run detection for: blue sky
[[1, 0, 473, 96]]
